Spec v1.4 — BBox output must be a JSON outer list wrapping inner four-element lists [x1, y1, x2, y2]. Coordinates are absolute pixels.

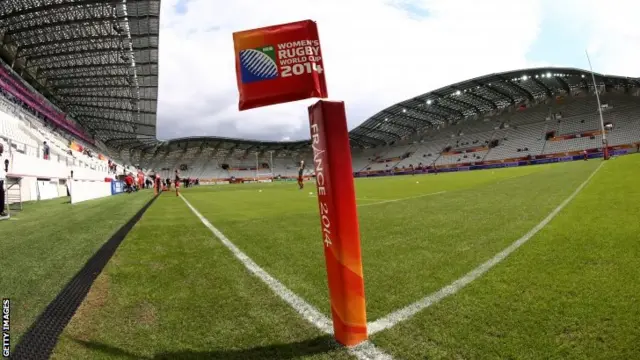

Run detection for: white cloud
[[550, 0, 640, 77], [155, 0, 547, 141]]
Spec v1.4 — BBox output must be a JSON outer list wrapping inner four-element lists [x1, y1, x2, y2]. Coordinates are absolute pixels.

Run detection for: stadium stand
[[348, 72, 640, 174], [2, 3, 640, 359], [139, 74, 639, 182], [0, 0, 159, 211], [0, 0, 638, 200], [2, 53, 639, 197]]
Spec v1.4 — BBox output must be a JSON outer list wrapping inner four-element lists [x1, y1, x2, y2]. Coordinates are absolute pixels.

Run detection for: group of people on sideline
[[122, 169, 199, 194]]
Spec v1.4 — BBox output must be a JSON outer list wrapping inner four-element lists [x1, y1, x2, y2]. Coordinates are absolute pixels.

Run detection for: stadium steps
[[539, 122, 551, 156], [389, 143, 420, 170], [481, 129, 500, 162], [355, 160, 372, 172], [540, 139, 549, 156], [481, 149, 491, 162], [431, 152, 443, 168]]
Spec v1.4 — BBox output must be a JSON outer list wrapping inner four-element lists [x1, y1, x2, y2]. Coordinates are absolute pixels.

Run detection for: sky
[[154, 0, 640, 142]]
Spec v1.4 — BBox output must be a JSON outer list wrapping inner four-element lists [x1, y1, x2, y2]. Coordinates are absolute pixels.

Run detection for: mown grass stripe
[[11, 194, 158, 360]]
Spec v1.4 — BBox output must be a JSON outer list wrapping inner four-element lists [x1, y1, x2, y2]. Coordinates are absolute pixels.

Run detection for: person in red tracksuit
[[124, 173, 134, 193], [297, 161, 305, 190], [155, 174, 161, 195]]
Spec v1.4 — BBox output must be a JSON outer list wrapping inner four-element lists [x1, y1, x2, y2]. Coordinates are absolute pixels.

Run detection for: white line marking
[[179, 194, 394, 360], [358, 191, 446, 207], [367, 162, 604, 335], [353, 170, 535, 206]]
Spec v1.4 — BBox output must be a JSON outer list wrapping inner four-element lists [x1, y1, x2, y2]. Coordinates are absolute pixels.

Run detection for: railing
[[0, 135, 108, 173], [0, 96, 112, 173], [0, 62, 94, 144]]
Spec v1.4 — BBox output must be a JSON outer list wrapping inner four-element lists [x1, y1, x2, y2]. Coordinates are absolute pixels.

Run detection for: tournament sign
[[233, 20, 328, 111], [233, 21, 368, 347]]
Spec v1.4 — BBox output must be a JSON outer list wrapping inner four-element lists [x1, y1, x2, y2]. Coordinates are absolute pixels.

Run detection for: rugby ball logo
[[239, 46, 279, 84]]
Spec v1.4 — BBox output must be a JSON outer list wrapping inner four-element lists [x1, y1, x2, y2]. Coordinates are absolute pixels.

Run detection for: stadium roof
[[350, 67, 639, 147], [153, 66, 639, 154], [0, 1, 638, 160], [0, 0, 160, 152]]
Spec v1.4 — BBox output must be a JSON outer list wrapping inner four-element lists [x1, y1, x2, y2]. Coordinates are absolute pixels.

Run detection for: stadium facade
[[1, 1, 640, 195], [0, 0, 160, 159], [147, 68, 637, 153], [144, 67, 639, 181]]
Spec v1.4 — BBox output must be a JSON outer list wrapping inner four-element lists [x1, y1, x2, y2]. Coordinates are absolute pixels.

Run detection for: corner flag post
[[233, 19, 368, 347], [309, 100, 368, 345], [585, 49, 609, 160]]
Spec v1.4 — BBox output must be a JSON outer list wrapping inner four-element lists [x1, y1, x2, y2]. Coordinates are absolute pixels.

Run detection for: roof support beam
[[0, 0, 116, 21], [474, 80, 515, 104], [436, 92, 480, 114], [433, 91, 479, 114], [387, 121, 416, 132], [349, 137, 367, 148], [93, 128, 136, 134], [56, 84, 155, 89], [105, 137, 140, 146], [8, 12, 157, 37], [48, 74, 149, 81], [357, 138, 380, 148], [383, 109, 433, 127], [451, 86, 496, 110], [19, 34, 151, 51], [404, 99, 448, 121], [554, 76, 571, 94], [464, 91, 498, 110], [497, 76, 534, 101], [69, 103, 155, 114], [7, 16, 113, 37], [532, 78, 552, 97], [25, 45, 158, 62], [362, 126, 402, 140], [406, 106, 446, 124], [61, 94, 156, 101], [36, 60, 155, 73], [432, 102, 464, 118], [77, 114, 136, 125], [353, 133, 386, 146], [129, 142, 155, 152], [37, 66, 130, 79]]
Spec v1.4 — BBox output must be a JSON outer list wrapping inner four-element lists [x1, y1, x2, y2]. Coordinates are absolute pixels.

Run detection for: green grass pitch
[[2, 154, 639, 359]]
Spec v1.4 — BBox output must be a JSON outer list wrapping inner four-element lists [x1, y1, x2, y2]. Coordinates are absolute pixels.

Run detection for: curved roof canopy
[[0, 0, 160, 151], [349, 67, 639, 147], [155, 67, 639, 155], [0, 2, 638, 160]]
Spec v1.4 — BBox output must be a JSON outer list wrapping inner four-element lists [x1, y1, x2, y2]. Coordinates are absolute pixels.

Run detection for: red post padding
[[308, 100, 368, 346]]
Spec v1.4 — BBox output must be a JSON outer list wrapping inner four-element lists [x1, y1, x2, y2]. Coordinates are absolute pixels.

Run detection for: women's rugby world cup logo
[[232, 20, 327, 110], [239, 45, 279, 83]]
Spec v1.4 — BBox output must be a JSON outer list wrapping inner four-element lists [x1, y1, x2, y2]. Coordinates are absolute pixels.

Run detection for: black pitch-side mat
[[11, 193, 159, 360]]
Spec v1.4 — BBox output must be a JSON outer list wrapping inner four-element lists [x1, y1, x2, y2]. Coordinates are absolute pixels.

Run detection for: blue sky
[[155, 0, 639, 141], [393, 0, 431, 19], [526, 11, 593, 72], [528, 21, 584, 67], [173, 0, 190, 15]]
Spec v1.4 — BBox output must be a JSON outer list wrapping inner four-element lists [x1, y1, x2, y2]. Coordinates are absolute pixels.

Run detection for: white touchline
[[367, 162, 604, 335], [179, 194, 394, 360], [358, 191, 447, 207]]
